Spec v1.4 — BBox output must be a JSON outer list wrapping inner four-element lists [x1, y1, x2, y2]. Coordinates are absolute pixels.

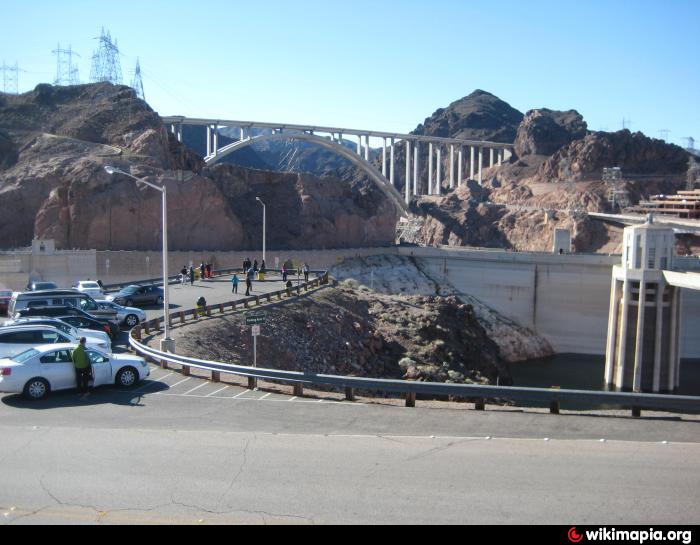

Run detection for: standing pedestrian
[[232, 274, 239, 294], [72, 337, 91, 397], [200, 262, 205, 281], [181, 266, 188, 286], [303, 263, 310, 282], [282, 264, 287, 283], [189, 266, 195, 286], [253, 259, 259, 273], [245, 268, 254, 296]]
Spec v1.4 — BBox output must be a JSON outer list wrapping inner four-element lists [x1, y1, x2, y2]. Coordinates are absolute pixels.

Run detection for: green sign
[[246, 314, 266, 326]]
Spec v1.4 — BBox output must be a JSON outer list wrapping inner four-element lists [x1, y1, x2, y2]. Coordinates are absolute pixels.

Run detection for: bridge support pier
[[428, 142, 434, 195], [478, 147, 483, 186], [436, 146, 442, 195], [405, 140, 411, 204], [382, 138, 387, 177], [458, 146, 463, 187], [390, 138, 395, 188], [470, 146, 475, 180], [490, 148, 495, 168], [450, 145, 455, 189], [413, 142, 419, 196]]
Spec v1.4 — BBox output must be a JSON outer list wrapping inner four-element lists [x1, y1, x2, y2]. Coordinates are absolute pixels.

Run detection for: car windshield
[[0, 290, 12, 297], [82, 282, 101, 289], [11, 348, 39, 363], [120, 287, 139, 295], [34, 283, 57, 290]]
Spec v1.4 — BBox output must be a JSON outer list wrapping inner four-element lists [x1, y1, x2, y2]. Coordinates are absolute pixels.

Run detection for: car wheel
[[124, 314, 139, 328], [23, 378, 50, 400], [116, 367, 139, 388], [125, 299, 134, 307], [156, 296, 164, 305]]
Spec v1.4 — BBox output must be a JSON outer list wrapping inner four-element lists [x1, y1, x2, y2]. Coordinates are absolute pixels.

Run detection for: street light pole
[[105, 166, 174, 352], [256, 197, 266, 265]]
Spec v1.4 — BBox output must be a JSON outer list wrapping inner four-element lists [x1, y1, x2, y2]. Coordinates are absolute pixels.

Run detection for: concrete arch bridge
[[162, 116, 514, 217]]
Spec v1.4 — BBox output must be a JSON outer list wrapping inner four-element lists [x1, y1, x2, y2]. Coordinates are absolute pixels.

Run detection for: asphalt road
[[0, 274, 699, 524]]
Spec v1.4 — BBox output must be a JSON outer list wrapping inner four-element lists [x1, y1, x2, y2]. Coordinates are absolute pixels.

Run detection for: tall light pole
[[104, 166, 174, 352], [256, 197, 266, 265]]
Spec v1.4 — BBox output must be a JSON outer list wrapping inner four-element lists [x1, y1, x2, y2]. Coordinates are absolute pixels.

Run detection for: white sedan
[[0, 344, 151, 400], [74, 281, 106, 300]]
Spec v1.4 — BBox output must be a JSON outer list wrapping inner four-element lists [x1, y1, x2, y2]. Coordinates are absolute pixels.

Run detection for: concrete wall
[[399, 247, 700, 358]]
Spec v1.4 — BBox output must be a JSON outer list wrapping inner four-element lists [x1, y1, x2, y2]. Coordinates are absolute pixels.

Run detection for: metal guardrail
[[128, 272, 700, 417]]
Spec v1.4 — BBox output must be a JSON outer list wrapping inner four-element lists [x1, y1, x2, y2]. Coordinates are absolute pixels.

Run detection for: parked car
[[0, 324, 110, 359], [73, 281, 106, 300], [25, 281, 58, 292], [107, 285, 164, 307], [95, 300, 146, 329], [3, 317, 112, 349], [9, 290, 118, 321], [0, 344, 150, 400], [0, 290, 13, 316], [15, 306, 120, 340]]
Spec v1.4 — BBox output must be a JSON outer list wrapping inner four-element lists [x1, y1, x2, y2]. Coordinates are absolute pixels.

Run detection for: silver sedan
[[96, 301, 147, 329]]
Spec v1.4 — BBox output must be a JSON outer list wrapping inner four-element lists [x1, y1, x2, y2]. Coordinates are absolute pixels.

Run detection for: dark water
[[509, 354, 700, 410]]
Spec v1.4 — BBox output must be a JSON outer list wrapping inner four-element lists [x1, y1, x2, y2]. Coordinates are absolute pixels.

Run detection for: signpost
[[246, 313, 265, 390]]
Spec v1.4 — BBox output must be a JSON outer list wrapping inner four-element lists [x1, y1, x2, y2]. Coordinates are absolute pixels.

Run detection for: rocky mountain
[[0, 83, 397, 250], [513, 108, 588, 157], [537, 129, 690, 182]]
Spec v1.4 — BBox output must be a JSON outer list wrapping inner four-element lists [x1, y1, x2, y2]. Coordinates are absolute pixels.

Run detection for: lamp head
[[104, 166, 116, 175]]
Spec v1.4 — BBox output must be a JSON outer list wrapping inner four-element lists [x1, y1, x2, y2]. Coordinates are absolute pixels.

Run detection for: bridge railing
[[128, 273, 700, 417]]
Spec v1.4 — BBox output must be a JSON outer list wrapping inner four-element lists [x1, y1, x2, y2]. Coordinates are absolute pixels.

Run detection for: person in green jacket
[[72, 338, 91, 396]]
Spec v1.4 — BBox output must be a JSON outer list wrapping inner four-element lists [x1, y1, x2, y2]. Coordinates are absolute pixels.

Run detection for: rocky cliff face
[[537, 130, 689, 182], [0, 83, 397, 250], [514, 108, 588, 157]]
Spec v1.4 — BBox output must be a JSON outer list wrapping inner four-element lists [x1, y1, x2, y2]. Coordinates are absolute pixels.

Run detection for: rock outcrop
[[538, 130, 689, 182], [171, 282, 512, 386], [514, 108, 587, 157]]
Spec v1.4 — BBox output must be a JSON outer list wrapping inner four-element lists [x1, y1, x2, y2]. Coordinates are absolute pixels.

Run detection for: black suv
[[16, 305, 120, 339]]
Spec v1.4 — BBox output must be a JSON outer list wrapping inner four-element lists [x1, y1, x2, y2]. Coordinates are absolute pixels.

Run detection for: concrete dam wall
[[400, 247, 700, 358]]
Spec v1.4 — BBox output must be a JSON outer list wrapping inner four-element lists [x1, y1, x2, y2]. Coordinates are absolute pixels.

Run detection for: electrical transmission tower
[[658, 129, 670, 142], [90, 28, 122, 84], [688, 157, 700, 190], [131, 58, 145, 101], [603, 167, 629, 211], [1, 61, 19, 94], [53, 44, 81, 86]]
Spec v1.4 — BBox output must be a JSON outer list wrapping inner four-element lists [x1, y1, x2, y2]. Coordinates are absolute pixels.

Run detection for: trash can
[[257, 272, 265, 282]]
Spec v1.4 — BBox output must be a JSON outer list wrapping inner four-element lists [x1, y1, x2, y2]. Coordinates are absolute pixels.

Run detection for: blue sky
[[2, 0, 698, 147]]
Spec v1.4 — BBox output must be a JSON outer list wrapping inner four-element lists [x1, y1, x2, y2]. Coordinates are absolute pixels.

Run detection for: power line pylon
[[131, 58, 145, 101], [90, 28, 122, 84], [52, 44, 81, 86], [1, 61, 19, 94]]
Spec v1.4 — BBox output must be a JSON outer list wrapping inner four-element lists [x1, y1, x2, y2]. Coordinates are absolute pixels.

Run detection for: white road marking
[[258, 393, 272, 400], [182, 383, 210, 396], [288, 397, 298, 402], [206, 385, 230, 397], [165, 377, 192, 390], [231, 390, 251, 399]]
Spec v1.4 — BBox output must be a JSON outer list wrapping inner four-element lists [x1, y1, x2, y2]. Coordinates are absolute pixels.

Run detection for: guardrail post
[[133, 327, 142, 341], [182, 365, 191, 377], [144, 322, 150, 335], [256, 296, 261, 306], [345, 387, 355, 402], [475, 398, 486, 411], [632, 406, 642, 418], [161, 359, 168, 370], [179, 311, 185, 324], [244, 300, 249, 308], [248, 376, 257, 390], [405, 392, 416, 408], [550, 386, 561, 414], [212, 371, 220, 383], [155, 318, 161, 332], [206, 306, 211, 317], [266, 295, 271, 303], [219, 304, 224, 314], [293, 383, 304, 397], [231, 302, 236, 311], [278, 292, 283, 300]]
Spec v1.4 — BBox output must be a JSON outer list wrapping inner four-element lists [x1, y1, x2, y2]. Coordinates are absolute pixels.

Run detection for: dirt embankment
[[172, 282, 511, 387]]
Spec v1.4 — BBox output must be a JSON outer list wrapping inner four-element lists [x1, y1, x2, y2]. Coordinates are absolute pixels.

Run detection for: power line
[[1, 61, 19, 94], [52, 43, 81, 86], [90, 27, 122, 84], [130, 58, 145, 101]]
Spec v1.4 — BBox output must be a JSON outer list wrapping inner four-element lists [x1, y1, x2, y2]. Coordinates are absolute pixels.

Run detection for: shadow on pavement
[[1, 380, 170, 410]]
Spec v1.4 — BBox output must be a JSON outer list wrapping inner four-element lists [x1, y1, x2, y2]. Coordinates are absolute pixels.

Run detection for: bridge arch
[[205, 132, 410, 217]]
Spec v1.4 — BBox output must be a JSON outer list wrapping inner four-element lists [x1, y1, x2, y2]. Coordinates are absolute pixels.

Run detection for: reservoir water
[[509, 355, 700, 409]]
